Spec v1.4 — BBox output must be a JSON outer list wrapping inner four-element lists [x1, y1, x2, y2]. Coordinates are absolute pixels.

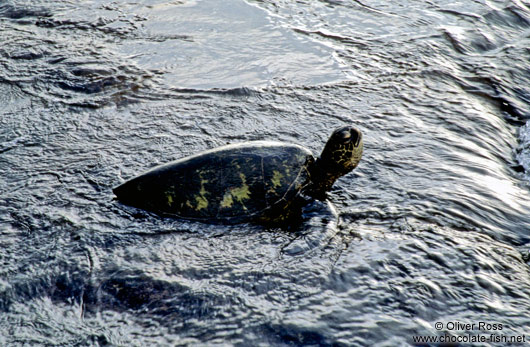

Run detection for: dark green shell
[[113, 141, 314, 223]]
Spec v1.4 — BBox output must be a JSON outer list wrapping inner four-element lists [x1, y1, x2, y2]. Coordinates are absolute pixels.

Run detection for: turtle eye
[[350, 129, 360, 146]]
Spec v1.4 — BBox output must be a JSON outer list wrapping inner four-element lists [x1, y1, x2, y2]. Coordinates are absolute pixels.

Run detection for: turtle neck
[[304, 157, 350, 200]]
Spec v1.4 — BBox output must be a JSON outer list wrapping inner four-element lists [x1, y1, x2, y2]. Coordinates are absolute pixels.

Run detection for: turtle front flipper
[[279, 200, 339, 256]]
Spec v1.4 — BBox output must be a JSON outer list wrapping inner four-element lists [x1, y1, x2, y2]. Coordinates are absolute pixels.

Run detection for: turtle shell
[[113, 141, 315, 223]]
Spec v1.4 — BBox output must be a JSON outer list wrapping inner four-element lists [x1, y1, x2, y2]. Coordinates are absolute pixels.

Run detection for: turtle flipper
[[280, 200, 339, 256]]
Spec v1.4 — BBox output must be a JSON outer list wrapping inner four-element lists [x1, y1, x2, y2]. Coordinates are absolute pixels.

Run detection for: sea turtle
[[113, 125, 363, 225]]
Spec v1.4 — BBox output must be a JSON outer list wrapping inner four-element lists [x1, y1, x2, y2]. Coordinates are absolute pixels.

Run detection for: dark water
[[1, 0, 530, 345]]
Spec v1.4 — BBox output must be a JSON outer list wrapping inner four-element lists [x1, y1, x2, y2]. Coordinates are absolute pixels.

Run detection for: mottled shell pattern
[[113, 141, 314, 223]]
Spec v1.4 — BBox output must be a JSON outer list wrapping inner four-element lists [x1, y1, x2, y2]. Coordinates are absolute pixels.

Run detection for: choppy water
[[1, 0, 530, 345]]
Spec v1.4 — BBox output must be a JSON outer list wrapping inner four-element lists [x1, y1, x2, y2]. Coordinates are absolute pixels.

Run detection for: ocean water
[[1, 0, 530, 345]]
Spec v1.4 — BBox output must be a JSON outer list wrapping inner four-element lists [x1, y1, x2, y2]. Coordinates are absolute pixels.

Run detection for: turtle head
[[320, 125, 363, 174], [308, 125, 363, 198]]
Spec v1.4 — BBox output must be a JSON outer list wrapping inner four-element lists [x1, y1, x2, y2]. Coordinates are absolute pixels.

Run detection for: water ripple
[[1, 0, 530, 345]]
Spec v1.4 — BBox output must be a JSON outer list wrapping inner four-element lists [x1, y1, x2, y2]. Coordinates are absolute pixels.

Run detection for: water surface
[[1, 0, 530, 345]]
